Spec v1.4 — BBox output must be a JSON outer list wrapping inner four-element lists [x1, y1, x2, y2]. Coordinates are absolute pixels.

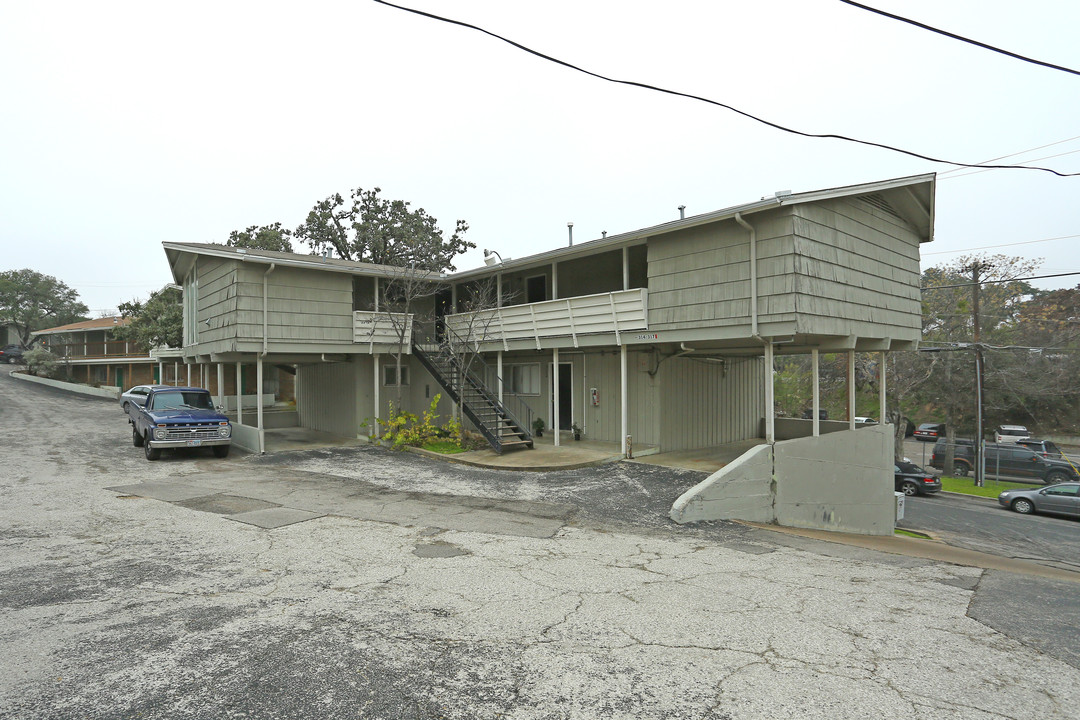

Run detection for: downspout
[[262, 263, 276, 356], [735, 212, 774, 444], [733, 212, 759, 340]]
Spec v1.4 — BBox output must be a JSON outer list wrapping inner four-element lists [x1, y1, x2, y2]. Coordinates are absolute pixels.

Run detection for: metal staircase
[[411, 327, 534, 455]]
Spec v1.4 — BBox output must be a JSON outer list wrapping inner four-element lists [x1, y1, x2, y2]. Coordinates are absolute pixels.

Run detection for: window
[[1045, 485, 1079, 496], [383, 364, 409, 386], [506, 363, 540, 395]]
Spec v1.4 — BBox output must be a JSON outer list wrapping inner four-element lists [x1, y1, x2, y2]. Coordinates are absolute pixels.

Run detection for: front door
[[115, 367, 124, 389], [551, 362, 573, 430]]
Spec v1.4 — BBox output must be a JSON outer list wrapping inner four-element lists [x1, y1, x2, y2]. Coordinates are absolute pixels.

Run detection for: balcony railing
[[353, 311, 413, 351], [45, 341, 148, 360], [444, 288, 648, 349]]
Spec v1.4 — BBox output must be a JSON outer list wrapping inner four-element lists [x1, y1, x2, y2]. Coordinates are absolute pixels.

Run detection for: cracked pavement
[[3, 371, 1080, 719]]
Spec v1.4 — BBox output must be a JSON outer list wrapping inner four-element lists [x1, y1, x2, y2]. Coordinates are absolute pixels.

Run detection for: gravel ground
[[4, 370, 1080, 719]]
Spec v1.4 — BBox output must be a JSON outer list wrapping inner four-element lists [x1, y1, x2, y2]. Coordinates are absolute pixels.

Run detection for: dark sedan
[[895, 460, 941, 496], [998, 483, 1080, 518], [913, 423, 945, 442]]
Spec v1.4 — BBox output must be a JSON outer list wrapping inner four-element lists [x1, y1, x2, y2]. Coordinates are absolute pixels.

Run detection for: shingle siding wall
[[234, 266, 353, 343], [791, 197, 922, 340], [647, 211, 795, 331]]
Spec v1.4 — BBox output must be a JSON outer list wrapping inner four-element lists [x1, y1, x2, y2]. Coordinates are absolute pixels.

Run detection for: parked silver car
[[119, 385, 169, 414], [998, 483, 1080, 518]]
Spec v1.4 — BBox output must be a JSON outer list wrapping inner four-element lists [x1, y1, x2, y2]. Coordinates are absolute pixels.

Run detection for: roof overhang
[[451, 173, 935, 280], [162, 243, 442, 284]]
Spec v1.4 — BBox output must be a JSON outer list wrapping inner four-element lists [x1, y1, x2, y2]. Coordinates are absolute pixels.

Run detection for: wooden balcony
[[46, 341, 148, 360], [353, 311, 413, 351], [445, 288, 649, 349]]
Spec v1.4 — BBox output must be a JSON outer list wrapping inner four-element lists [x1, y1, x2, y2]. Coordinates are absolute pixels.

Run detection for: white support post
[[173, 361, 178, 386], [879, 351, 887, 424], [186, 363, 191, 386], [552, 348, 560, 447], [552, 263, 558, 300], [622, 247, 630, 291], [235, 362, 243, 425], [848, 351, 856, 430], [812, 349, 820, 437], [216, 363, 224, 409], [373, 354, 381, 438], [158, 361, 163, 385], [765, 341, 775, 444], [497, 351, 504, 404], [256, 357, 265, 454], [620, 344, 628, 457]]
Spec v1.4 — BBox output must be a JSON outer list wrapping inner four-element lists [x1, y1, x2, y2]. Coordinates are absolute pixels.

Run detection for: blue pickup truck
[[127, 386, 232, 461]]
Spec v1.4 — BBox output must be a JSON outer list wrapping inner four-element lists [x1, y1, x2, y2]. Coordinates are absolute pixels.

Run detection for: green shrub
[[23, 347, 60, 379]]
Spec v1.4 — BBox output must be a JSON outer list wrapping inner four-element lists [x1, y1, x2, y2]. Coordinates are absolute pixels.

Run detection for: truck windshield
[[151, 392, 214, 410]]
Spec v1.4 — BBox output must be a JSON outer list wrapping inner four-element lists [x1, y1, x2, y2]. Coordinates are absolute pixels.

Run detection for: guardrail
[[444, 288, 648, 349]]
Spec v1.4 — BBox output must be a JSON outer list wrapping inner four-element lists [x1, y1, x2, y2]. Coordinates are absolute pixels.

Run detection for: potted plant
[[532, 417, 545, 437], [571, 422, 582, 441]]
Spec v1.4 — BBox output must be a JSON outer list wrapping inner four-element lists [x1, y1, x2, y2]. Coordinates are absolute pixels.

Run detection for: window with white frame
[[383, 364, 410, 386], [507, 363, 540, 395]]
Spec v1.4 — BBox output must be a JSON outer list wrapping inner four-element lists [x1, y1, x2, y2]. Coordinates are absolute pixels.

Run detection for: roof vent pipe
[[679, 205, 686, 219], [567, 222, 574, 247], [602, 231, 607, 238]]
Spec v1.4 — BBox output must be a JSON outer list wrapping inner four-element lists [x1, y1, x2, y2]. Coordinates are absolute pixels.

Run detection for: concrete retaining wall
[[231, 424, 263, 454], [10, 372, 121, 400], [669, 444, 773, 524], [774, 425, 895, 536], [771, 417, 876, 440], [670, 425, 895, 536]]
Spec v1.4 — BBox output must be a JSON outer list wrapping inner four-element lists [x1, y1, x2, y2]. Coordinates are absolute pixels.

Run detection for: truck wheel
[[212, 445, 230, 459], [1044, 471, 1068, 485], [144, 436, 161, 461], [132, 427, 144, 447], [954, 462, 970, 477]]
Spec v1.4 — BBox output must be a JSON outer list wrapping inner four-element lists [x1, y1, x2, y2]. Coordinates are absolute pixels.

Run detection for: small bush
[[23, 347, 60, 379]]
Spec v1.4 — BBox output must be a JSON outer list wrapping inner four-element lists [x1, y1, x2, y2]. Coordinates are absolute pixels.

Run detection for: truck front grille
[[164, 426, 223, 440]]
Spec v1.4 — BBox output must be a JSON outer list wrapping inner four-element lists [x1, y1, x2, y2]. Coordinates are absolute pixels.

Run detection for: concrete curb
[[741, 520, 1080, 583], [9, 370, 120, 400], [403, 444, 622, 472]]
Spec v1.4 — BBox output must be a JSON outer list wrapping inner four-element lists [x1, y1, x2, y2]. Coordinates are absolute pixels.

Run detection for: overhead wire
[[373, 0, 1080, 177], [838, 0, 1080, 77], [938, 134, 1080, 176], [922, 234, 1080, 256]]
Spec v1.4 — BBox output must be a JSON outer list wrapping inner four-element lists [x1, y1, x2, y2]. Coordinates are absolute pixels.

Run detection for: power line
[[374, 0, 1080, 178], [922, 233, 1080, 256], [938, 134, 1080, 176], [923, 271, 1080, 291], [838, 0, 1080, 77], [941, 147, 1080, 180]]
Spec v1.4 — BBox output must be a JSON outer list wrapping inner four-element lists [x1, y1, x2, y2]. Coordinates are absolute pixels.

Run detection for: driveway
[[3, 370, 1080, 719]]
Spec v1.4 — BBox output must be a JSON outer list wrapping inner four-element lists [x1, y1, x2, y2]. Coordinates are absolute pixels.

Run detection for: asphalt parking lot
[[4, 371, 1080, 719]]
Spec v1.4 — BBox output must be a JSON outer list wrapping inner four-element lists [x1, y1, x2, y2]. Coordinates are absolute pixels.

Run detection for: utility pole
[[970, 262, 985, 487]]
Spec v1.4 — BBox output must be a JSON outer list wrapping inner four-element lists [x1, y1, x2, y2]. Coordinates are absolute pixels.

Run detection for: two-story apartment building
[[162, 173, 935, 535], [31, 317, 157, 389]]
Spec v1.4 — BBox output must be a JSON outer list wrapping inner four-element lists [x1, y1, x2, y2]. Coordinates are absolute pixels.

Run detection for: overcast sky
[[2, 0, 1077, 316]]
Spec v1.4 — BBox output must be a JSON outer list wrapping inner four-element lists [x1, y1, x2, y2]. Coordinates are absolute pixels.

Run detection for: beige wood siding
[[234, 266, 353, 344], [193, 258, 239, 346], [507, 348, 762, 451], [296, 360, 357, 435], [791, 197, 922, 340], [659, 356, 764, 451], [647, 211, 795, 331]]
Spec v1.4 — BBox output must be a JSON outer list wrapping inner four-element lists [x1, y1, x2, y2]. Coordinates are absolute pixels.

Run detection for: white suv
[[995, 425, 1030, 444]]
